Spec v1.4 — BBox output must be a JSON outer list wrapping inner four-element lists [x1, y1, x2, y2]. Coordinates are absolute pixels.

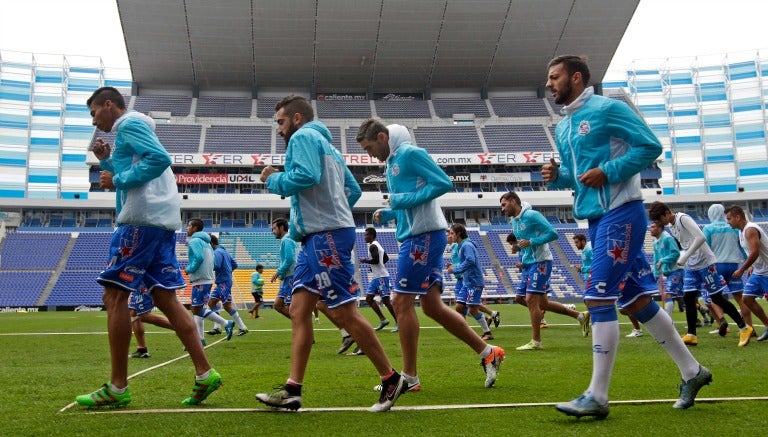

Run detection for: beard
[[281, 122, 297, 146], [554, 81, 572, 105]]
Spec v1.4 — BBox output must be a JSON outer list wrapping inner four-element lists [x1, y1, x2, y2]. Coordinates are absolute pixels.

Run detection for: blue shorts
[[210, 281, 233, 304], [453, 277, 467, 302], [128, 289, 154, 316], [292, 228, 359, 309], [743, 274, 768, 298], [716, 263, 744, 294], [663, 269, 684, 300], [277, 274, 294, 305], [97, 225, 186, 293], [366, 276, 391, 297], [460, 284, 485, 305], [191, 283, 212, 307], [516, 261, 552, 296], [585, 200, 658, 309], [394, 229, 447, 295], [683, 265, 728, 297]]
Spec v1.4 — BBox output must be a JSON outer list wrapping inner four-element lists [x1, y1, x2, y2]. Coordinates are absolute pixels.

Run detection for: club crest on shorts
[[317, 250, 341, 269]]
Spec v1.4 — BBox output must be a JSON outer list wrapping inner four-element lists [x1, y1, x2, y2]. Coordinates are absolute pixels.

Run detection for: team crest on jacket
[[391, 163, 400, 177], [578, 120, 591, 136]]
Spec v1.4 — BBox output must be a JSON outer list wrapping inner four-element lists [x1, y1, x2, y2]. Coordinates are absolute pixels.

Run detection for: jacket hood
[[387, 124, 412, 155], [114, 110, 156, 132], [708, 204, 726, 222], [302, 121, 333, 142], [190, 231, 211, 243], [514, 201, 532, 219]]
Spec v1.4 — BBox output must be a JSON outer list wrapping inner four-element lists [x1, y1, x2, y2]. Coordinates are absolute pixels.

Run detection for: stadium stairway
[[36, 234, 77, 306], [550, 239, 585, 291], [478, 231, 514, 294]]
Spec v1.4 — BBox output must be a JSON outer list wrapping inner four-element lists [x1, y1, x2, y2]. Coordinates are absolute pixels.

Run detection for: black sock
[[285, 382, 302, 396], [684, 293, 699, 335], [711, 293, 746, 328]]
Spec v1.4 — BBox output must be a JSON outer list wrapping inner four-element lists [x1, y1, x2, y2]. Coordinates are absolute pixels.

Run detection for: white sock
[[230, 310, 246, 330], [340, 328, 349, 338], [194, 315, 205, 340], [202, 309, 228, 326], [474, 312, 490, 332], [479, 344, 492, 359], [664, 300, 674, 315], [642, 308, 700, 380], [196, 369, 210, 381], [109, 383, 127, 393], [586, 320, 619, 405]]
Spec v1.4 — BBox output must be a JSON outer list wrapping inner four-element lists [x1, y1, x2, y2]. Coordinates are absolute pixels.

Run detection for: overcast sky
[[2, 0, 768, 78]]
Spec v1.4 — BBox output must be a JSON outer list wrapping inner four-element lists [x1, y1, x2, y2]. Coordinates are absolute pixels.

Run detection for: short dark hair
[[648, 201, 671, 222], [547, 55, 591, 86], [365, 227, 377, 237], [188, 218, 204, 232], [86, 86, 126, 109], [725, 205, 746, 219], [506, 232, 517, 244], [500, 191, 521, 205], [450, 223, 468, 240], [275, 95, 313, 121], [209, 233, 218, 246], [573, 233, 587, 243], [356, 118, 388, 143], [256, 264, 264, 271], [272, 218, 289, 232]]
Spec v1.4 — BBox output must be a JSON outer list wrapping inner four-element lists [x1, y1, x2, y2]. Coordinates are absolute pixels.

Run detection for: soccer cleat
[[564, 303, 577, 311], [626, 329, 644, 338], [181, 369, 223, 405], [718, 320, 729, 337], [375, 376, 421, 393], [370, 373, 405, 412], [738, 325, 754, 347], [337, 336, 355, 354], [540, 319, 549, 329], [206, 327, 222, 335], [375, 319, 390, 331], [491, 311, 501, 328], [391, 325, 399, 333], [348, 347, 365, 356], [709, 327, 730, 335], [682, 333, 698, 346], [75, 384, 132, 407], [237, 329, 248, 336], [481, 346, 505, 388], [674, 366, 712, 409], [130, 350, 150, 358], [556, 393, 609, 419], [516, 340, 543, 351], [255, 385, 302, 411], [315, 317, 320, 324], [225, 320, 235, 341], [481, 331, 494, 341], [757, 329, 768, 342], [579, 312, 591, 337]]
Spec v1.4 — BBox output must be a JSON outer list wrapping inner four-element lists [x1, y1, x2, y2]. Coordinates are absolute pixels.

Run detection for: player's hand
[[260, 165, 278, 182], [733, 269, 744, 279], [579, 168, 607, 188], [99, 171, 115, 190], [373, 211, 382, 224], [92, 138, 111, 160], [271, 273, 279, 282], [518, 239, 531, 249], [541, 158, 559, 182]]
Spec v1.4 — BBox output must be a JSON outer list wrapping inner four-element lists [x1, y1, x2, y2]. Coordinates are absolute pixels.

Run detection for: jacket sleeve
[[230, 255, 238, 271], [213, 249, 223, 273], [276, 239, 296, 279], [598, 101, 663, 185], [344, 165, 362, 208], [186, 240, 201, 273], [659, 237, 681, 266], [375, 208, 397, 224], [677, 215, 706, 265], [112, 120, 173, 190], [266, 132, 322, 197], [528, 212, 558, 247], [452, 243, 477, 275], [389, 148, 453, 209]]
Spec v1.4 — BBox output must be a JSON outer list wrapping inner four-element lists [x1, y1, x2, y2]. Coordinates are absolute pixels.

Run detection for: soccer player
[[572, 233, 592, 282], [255, 96, 403, 412], [186, 219, 234, 342], [250, 264, 265, 318], [209, 234, 248, 336], [270, 218, 298, 320], [446, 223, 493, 340], [357, 118, 505, 390], [726, 205, 768, 340], [650, 220, 685, 317], [128, 285, 174, 358], [359, 227, 398, 332], [500, 191, 589, 350], [649, 201, 752, 346], [76, 87, 221, 407], [542, 56, 710, 418], [703, 203, 748, 330]]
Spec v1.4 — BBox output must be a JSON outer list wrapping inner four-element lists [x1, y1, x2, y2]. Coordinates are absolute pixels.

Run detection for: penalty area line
[[79, 396, 768, 415]]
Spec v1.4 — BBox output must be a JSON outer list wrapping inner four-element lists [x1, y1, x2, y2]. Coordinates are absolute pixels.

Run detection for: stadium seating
[[413, 126, 483, 153], [133, 95, 192, 117], [432, 98, 490, 118], [204, 125, 272, 153], [490, 96, 550, 117], [482, 125, 554, 152], [195, 96, 252, 118], [374, 100, 431, 118]]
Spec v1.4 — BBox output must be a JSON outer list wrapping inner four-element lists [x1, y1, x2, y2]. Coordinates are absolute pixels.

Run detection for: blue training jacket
[[548, 87, 662, 220], [508, 202, 557, 266], [265, 121, 361, 241]]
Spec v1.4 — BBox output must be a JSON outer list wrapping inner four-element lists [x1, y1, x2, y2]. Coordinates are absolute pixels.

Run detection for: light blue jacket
[[509, 202, 557, 266], [99, 111, 181, 231], [653, 231, 682, 277], [548, 87, 662, 220], [580, 242, 593, 279], [186, 231, 214, 285], [703, 204, 746, 264], [451, 238, 484, 288], [213, 246, 238, 285], [265, 121, 361, 241], [276, 235, 298, 279], [450, 242, 462, 279], [376, 124, 452, 242]]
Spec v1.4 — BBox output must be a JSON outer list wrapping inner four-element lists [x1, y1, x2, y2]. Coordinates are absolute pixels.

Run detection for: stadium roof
[[118, 0, 639, 93]]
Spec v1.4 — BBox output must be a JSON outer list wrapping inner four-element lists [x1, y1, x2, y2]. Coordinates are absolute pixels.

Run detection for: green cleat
[[181, 369, 223, 405], [75, 383, 132, 407]]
